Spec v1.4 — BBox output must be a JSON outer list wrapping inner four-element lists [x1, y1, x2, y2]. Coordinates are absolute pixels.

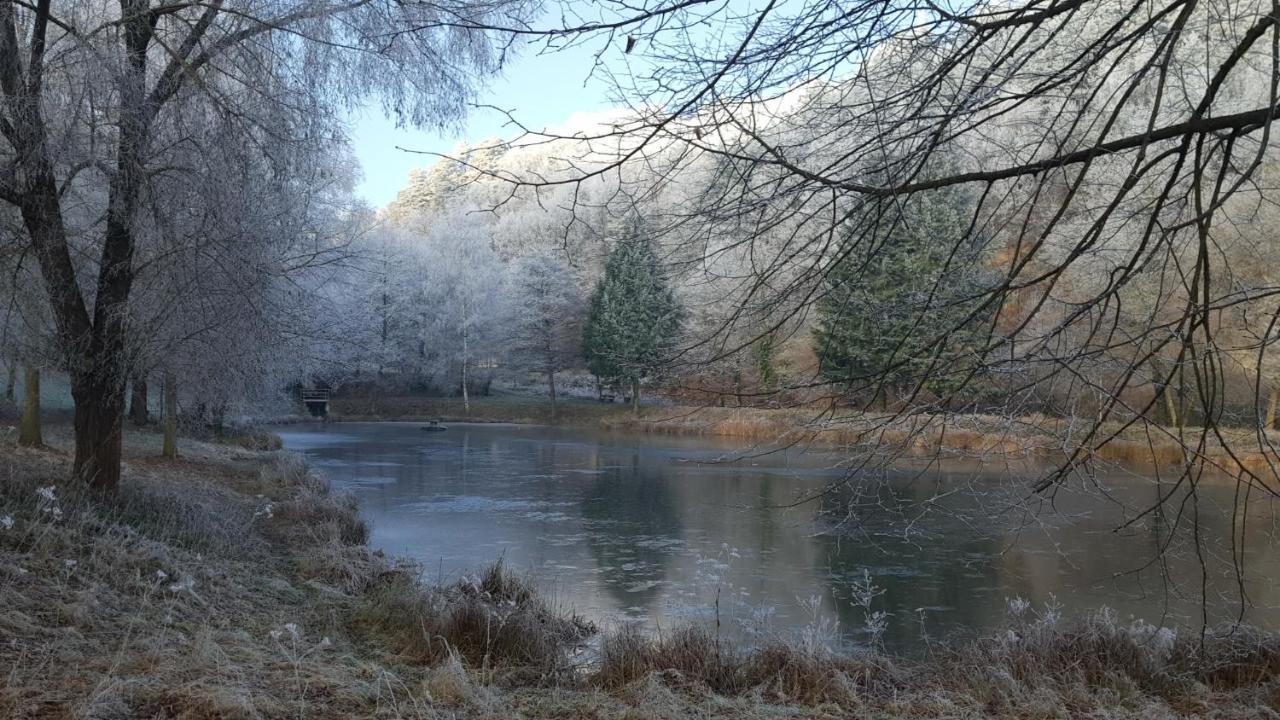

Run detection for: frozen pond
[[278, 421, 1280, 654]]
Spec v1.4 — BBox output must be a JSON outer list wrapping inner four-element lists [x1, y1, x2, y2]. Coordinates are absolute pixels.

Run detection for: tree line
[[1, 0, 1279, 518]]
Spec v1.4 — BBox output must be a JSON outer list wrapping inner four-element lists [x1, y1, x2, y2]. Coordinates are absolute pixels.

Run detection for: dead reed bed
[[333, 395, 1280, 476]]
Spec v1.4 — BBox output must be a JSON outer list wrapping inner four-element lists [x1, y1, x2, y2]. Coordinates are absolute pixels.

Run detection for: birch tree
[[420, 213, 511, 412]]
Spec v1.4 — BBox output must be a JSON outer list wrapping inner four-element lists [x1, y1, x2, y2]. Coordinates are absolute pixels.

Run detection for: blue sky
[[348, 40, 617, 208]]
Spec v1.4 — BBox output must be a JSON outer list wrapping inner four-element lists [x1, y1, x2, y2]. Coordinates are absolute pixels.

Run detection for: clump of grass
[[926, 605, 1280, 715], [743, 643, 893, 705], [223, 426, 284, 451], [351, 560, 594, 680], [294, 535, 384, 594], [268, 490, 369, 546], [473, 557, 536, 604], [597, 624, 894, 705], [258, 451, 325, 493], [259, 453, 368, 546], [1196, 623, 1280, 690], [597, 624, 740, 692], [421, 648, 474, 704], [597, 624, 656, 688]]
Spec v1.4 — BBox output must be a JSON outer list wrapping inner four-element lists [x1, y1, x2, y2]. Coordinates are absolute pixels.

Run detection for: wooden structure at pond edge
[[302, 388, 330, 418]]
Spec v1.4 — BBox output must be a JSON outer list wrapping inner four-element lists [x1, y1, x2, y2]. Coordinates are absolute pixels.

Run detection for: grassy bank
[[3, 427, 1277, 718], [332, 394, 1280, 475]]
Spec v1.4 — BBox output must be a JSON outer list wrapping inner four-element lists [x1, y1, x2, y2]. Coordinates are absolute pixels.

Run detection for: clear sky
[[348, 40, 618, 208]]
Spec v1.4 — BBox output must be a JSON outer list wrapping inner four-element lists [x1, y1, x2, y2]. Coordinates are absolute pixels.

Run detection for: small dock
[[301, 388, 330, 417]]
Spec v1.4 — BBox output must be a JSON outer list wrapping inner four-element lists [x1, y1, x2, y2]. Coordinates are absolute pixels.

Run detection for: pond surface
[[278, 421, 1280, 654]]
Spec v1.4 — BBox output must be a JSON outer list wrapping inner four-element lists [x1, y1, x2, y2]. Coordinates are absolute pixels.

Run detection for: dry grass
[[597, 624, 888, 705], [350, 559, 594, 682], [2, 424, 1278, 719], [0, 433, 423, 719], [592, 610, 1280, 717], [335, 395, 1280, 477], [918, 608, 1280, 717], [257, 453, 370, 546]]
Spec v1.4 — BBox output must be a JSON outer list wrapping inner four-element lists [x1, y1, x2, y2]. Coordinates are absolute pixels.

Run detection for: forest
[[3, 0, 1279, 482], [3, 0, 1280, 716]]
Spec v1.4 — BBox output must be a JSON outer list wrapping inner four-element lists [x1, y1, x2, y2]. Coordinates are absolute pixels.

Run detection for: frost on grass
[[3, 439, 1279, 719]]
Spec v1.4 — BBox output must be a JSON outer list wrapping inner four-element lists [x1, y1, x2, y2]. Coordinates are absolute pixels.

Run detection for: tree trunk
[[460, 324, 470, 415], [461, 360, 470, 415], [18, 364, 41, 447], [1266, 387, 1279, 431], [1163, 384, 1179, 429], [129, 374, 149, 426], [547, 368, 558, 420], [162, 371, 177, 459], [70, 370, 129, 490], [631, 379, 641, 416], [211, 402, 226, 435], [4, 358, 15, 404]]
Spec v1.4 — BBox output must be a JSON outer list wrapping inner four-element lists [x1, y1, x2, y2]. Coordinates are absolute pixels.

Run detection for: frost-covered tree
[[117, 121, 366, 456], [420, 214, 511, 412], [582, 215, 684, 412], [510, 250, 583, 417], [0, 212, 56, 445], [0, 0, 532, 489]]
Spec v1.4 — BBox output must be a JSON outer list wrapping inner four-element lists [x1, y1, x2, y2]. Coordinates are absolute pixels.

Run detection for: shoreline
[[328, 394, 1280, 477], [1, 426, 1278, 717]]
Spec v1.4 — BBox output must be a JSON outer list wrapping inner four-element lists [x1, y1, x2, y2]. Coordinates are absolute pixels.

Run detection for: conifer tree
[[814, 183, 992, 408], [583, 216, 684, 412]]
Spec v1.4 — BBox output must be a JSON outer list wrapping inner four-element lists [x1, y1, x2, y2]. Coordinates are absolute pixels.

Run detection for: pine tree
[[583, 215, 684, 412], [814, 183, 992, 407]]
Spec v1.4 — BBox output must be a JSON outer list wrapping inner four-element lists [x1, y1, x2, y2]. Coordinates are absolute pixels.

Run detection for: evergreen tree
[[583, 216, 684, 412], [814, 182, 993, 407]]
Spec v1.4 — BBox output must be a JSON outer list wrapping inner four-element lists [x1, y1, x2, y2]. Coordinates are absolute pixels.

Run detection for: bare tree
[[417, 212, 511, 413], [0, 0, 532, 488], [510, 249, 583, 418]]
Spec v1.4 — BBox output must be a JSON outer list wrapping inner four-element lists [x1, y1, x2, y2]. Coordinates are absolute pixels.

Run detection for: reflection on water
[[278, 421, 1280, 654]]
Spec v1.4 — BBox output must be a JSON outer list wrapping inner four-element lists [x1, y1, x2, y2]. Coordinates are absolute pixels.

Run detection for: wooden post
[[162, 370, 177, 458], [18, 364, 41, 447]]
